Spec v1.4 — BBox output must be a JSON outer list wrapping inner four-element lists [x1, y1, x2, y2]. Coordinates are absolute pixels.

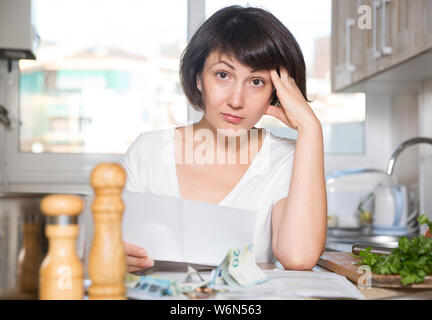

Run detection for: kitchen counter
[[263, 254, 432, 300], [312, 264, 432, 299]]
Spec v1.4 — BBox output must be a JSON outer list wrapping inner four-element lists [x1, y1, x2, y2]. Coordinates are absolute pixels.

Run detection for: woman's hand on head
[[124, 241, 154, 273], [265, 67, 320, 132]]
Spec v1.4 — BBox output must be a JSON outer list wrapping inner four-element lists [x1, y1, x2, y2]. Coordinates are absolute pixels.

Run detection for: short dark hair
[[180, 5, 309, 112]]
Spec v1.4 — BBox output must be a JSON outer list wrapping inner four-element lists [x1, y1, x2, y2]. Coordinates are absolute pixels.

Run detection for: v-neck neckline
[[171, 126, 269, 205]]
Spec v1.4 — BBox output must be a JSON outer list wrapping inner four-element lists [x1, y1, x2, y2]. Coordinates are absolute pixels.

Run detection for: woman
[[122, 5, 327, 273]]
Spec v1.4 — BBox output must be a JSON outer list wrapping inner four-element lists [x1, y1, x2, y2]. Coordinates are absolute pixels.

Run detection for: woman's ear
[[196, 74, 202, 92]]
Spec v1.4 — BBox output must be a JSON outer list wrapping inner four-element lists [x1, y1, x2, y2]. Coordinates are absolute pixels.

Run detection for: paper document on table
[[121, 191, 257, 266], [210, 270, 365, 300], [126, 269, 364, 300]]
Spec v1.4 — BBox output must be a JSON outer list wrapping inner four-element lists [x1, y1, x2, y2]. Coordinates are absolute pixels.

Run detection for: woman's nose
[[227, 85, 244, 109]]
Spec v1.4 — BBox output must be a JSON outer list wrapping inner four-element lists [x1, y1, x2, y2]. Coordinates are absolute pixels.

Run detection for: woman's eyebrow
[[251, 68, 267, 74], [210, 61, 267, 74], [210, 60, 235, 70]]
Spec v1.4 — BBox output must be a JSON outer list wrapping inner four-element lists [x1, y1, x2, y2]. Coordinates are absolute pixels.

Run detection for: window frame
[[1, 0, 204, 189]]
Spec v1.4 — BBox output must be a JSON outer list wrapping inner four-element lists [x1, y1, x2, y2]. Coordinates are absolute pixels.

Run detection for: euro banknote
[[211, 244, 268, 287]]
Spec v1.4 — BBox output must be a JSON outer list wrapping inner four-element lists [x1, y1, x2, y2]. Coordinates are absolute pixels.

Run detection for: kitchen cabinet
[[332, 0, 367, 91], [332, 0, 432, 92]]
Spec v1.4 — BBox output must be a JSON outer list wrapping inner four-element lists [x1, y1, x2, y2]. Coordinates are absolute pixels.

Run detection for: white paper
[[121, 191, 257, 266], [126, 269, 364, 300], [209, 270, 365, 300]]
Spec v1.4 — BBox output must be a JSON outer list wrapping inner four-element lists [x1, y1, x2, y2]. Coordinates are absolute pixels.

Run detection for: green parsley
[[351, 214, 432, 286], [418, 214, 432, 231]]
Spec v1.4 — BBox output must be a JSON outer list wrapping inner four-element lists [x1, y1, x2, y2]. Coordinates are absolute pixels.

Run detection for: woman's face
[[196, 51, 274, 134]]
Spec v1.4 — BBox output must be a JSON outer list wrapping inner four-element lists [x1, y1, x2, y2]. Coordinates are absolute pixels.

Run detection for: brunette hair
[[179, 5, 309, 112]]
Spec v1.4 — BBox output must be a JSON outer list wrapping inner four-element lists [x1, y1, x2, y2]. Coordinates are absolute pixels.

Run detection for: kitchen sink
[[324, 227, 419, 252]]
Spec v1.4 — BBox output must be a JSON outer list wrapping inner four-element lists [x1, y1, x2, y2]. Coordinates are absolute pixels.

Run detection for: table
[[257, 263, 432, 300], [122, 261, 432, 300]]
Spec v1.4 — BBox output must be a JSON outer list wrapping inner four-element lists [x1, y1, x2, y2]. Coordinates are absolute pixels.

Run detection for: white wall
[[390, 94, 420, 187], [324, 94, 393, 174], [419, 80, 432, 221]]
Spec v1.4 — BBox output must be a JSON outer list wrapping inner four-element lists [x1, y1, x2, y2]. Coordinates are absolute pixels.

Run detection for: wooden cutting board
[[318, 252, 432, 288]]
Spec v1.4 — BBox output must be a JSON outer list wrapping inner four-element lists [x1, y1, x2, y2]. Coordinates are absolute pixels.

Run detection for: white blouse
[[122, 125, 296, 263]]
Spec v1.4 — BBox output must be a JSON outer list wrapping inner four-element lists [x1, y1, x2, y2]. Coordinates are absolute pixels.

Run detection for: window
[[19, 0, 188, 154], [1, 0, 199, 188], [206, 0, 366, 154], [19, 0, 365, 155], [2, 0, 370, 190]]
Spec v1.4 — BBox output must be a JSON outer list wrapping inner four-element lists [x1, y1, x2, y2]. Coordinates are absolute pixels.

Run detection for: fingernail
[[139, 249, 147, 256], [148, 259, 154, 267]]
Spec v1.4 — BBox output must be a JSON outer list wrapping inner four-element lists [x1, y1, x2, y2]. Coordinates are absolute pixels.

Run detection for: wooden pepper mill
[[18, 200, 43, 297], [88, 163, 127, 300], [39, 194, 84, 300]]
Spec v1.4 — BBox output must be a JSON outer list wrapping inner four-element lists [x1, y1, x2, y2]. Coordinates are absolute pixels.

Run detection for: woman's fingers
[[123, 241, 154, 272], [126, 255, 154, 269], [270, 69, 285, 93], [124, 241, 148, 258], [269, 67, 317, 130], [279, 67, 290, 84], [274, 67, 298, 92], [270, 68, 293, 102]]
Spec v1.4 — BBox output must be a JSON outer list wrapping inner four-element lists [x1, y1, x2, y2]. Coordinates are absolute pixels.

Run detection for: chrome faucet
[[386, 137, 432, 175]]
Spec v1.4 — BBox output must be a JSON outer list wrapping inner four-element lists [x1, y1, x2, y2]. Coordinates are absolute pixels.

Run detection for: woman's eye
[[216, 71, 229, 80], [252, 79, 265, 87]]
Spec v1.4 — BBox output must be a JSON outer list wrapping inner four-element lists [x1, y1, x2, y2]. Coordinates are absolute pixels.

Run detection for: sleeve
[[271, 150, 295, 206], [121, 133, 147, 192]]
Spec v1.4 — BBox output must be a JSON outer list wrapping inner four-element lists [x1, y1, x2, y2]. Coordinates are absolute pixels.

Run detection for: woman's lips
[[221, 113, 244, 124]]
